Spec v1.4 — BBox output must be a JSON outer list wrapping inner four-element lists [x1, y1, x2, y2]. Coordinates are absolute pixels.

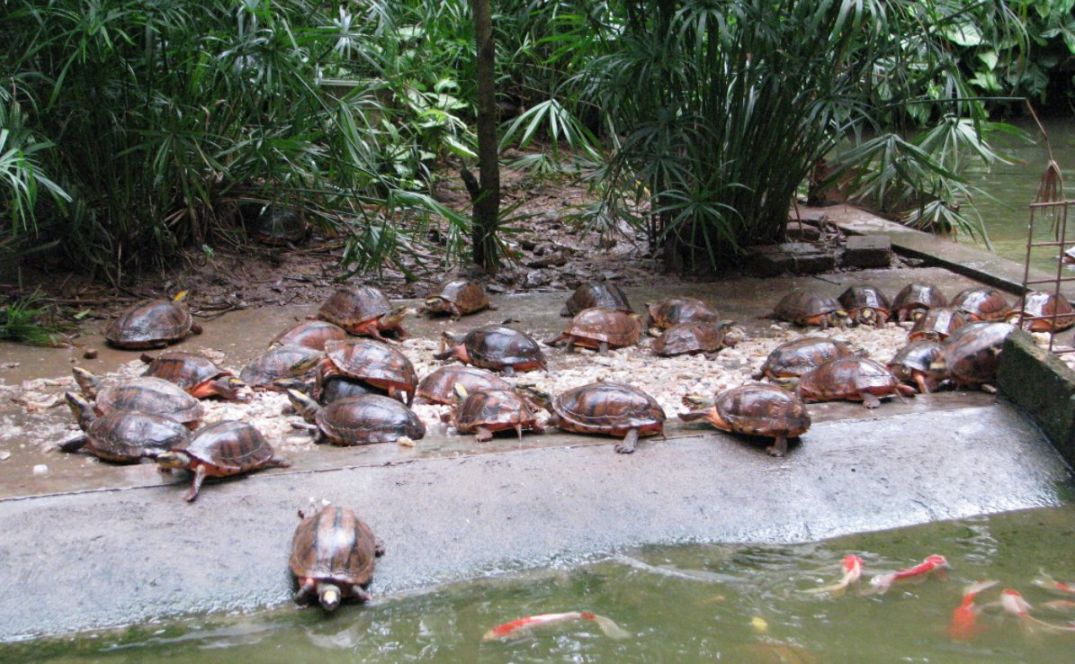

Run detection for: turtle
[[561, 282, 633, 317], [239, 345, 324, 391], [140, 351, 245, 401], [287, 391, 426, 446], [797, 357, 915, 408], [546, 308, 642, 353], [318, 377, 379, 404], [434, 325, 546, 375], [245, 204, 309, 246], [752, 337, 855, 382], [652, 321, 738, 357], [678, 383, 811, 457], [891, 283, 948, 322], [318, 286, 409, 341], [72, 369, 204, 427], [1013, 291, 1075, 332], [908, 307, 968, 342], [645, 298, 719, 330], [951, 287, 1012, 322], [105, 292, 202, 349], [415, 366, 511, 405], [270, 320, 348, 351], [931, 322, 1015, 389], [149, 420, 289, 502], [452, 386, 542, 441], [59, 392, 190, 463], [315, 339, 418, 406], [886, 340, 946, 394], [773, 290, 849, 329], [837, 286, 891, 327], [290, 506, 385, 610], [423, 279, 492, 319], [523, 382, 665, 454]]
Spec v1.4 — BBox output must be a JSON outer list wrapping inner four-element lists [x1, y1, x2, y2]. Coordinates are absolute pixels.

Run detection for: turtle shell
[[1017, 291, 1075, 332], [838, 286, 891, 326], [289, 507, 378, 592], [455, 389, 540, 435], [270, 320, 348, 351], [179, 420, 276, 474], [105, 299, 195, 349], [908, 307, 967, 342], [774, 291, 846, 328], [321, 339, 417, 404], [142, 352, 235, 395], [887, 340, 945, 392], [318, 286, 393, 331], [713, 384, 811, 439], [425, 280, 490, 317], [951, 287, 1011, 322], [559, 308, 641, 349], [939, 322, 1015, 387], [465, 325, 546, 372], [550, 382, 665, 437], [653, 322, 732, 356], [246, 205, 308, 246], [319, 377, 378, 404], [94, 377, 204, 426], [561, 282, 632, 317], [892, 283, 948, 322], [416, 366, 510, 405], [756, 337, 855, 381], [315, 395, 425, 445], [646, 298, 719, 329], [82, 411, 190, 463], [797, 357, 904, 403], [240, 345, 323, 389]]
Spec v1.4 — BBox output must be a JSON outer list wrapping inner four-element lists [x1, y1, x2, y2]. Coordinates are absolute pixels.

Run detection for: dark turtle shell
[[755, 337, 854, 381], [246, 205, 308, 246], [78, 410, 190, 463], [838, 286, 891, 327], [416, 366, 510, 405], [892, 283, 948, 322], [774, 291, 847, 328], [553, 308, 641, 350], [549, 382, 665, 437], [712, 384, 810, 438], [1017, 291, 1075, 332], [887, 340, 945, 393], [318, 286, 393, 331], [141, 351, 241, 400], [315, 395, 426, 445], [937, 322, 1015, 387], [105, 299, 196, 349], [425, 280, 490, 318], [653, 322, 734, 356], [455, 389, 540, 437], [908, 307, 967, 342], [561, 282, 632, 317], [320, 339, 417, 405], [319, 377, 378, 404], [646, 298, 719, 330], [94, 377, 204, 426], [797, 357, 910, 405], [290, 506, 379, 596], [951, 287, 1011, 322], [178, 420, 277, 474], [438, 325, 546, 373], [240, 345, 323, 390], [270, 320, 348, 351]]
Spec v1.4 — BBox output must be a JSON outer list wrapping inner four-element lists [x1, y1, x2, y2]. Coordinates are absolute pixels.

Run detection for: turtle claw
[[614, 429, 640, 454], [862, 393, 882, 409]]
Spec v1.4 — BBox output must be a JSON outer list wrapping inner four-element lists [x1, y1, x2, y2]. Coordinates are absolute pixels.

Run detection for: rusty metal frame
[[1018, 199, 1075, 352]]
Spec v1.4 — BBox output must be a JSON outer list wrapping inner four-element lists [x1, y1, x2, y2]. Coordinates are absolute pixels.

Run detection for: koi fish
[[1042, 600, 1075, 612], [868, 554, 948, 594], [1000, 588, 1075, 634], [482, 611, 631, 641], [948, 580, 997, 641], [803, 554, 864, 596], [1032, 569, 1075, 596]]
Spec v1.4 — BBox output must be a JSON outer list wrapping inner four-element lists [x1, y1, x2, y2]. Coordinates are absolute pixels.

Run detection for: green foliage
[[0, 294, 65, 346]]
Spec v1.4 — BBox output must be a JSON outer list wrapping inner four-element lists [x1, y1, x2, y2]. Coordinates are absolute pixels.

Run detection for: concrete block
[[746, 242, 835, 276], [843, 234, 893, 268], [997, 330, 1075, 466]]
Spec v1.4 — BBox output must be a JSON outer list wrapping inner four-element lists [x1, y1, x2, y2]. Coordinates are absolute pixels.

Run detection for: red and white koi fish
[[482, 611, 631, 641], [1032, 570, 1075, 596], [1000, 588, 1075, 634], [803, 554, 864, 596], [868, 554, 948, 594], [948, 580, 997, 641]]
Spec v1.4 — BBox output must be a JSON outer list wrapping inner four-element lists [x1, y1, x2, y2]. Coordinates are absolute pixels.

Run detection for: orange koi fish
[[482, 611, 631, 641], [803, 554, 864, 596], [948, 580, 997, 641], [1000, 588, 1075, 634], [1032, 570, 1075, 596], [869, 554, 948, 594]]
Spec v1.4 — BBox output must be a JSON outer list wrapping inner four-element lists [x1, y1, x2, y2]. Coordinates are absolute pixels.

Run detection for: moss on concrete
[[997, 330, 1075, 465]]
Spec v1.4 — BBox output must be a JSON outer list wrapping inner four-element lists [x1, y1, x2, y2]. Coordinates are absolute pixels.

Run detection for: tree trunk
[[468, 0, 500, 274]]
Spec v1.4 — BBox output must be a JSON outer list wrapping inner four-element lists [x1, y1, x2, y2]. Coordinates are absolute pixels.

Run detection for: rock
[[523, 269, 552, 288], [843, 235, 893, 269], [82, 349, 98, 360], [746, 243, 836, 276], [0, 450, 10, 461], [526, 252, 567, 269], [32, 464, 48, 475]]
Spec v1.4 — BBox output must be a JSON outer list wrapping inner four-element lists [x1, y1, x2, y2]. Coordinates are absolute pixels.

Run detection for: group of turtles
[[53, 276, 1069, 610]]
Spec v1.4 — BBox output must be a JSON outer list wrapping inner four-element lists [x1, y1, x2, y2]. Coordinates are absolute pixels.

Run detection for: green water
[[8, 504, 1075, 663]]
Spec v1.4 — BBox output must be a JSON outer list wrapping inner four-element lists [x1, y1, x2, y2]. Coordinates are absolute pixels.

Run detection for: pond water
[[7, 503, 1075, 663]]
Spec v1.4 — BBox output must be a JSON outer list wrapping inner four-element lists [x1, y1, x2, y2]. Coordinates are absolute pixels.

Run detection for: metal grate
[[1018, 198, 1075, 353]]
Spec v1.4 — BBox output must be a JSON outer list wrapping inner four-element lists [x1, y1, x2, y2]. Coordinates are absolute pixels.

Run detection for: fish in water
[[1032, 569, 1075, 596], [868, 554, 948, 594], [1042, 600, 1075, 612], [482, 611, 631, 641], [803, 554, 864, 596], [1000, 588, 1075, 634], [948, 580, 997, 641]]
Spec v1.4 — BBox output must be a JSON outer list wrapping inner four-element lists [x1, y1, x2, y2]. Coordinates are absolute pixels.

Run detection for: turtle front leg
[[861, 392, 882, 409], [351, 585, 373, 602], [294, 578, 316, 604], [598, 341, 609, 354], [57, 434, 88, 454], [614, 428, 640, 454], [475, 426, 493, 442], [184, 465, 208, 502], [374, 538, 386, 557], [766, 434, 788, 457], [268, 456, 291, 469], [914, 373, 931, 394]]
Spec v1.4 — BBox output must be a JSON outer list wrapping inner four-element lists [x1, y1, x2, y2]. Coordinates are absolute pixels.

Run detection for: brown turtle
[[908, 307, 968, 342], [105, 292, 201, 349], [415, 366, 511, 405], [452, 387, 542, 441], [838, 286, 891, 327], [318, 286, 409, 341], [891, 283, 948, 322], [797, 357, 915, 408], [646, 298, 719, 330], [679, 384, 810, 456], [140, 351, 245, 400], [434, 325, 546, 375], [59, 392, 190, 463], [524, 382, 665, 454], [270, 320, 348, 351], [886, 340, 946, 394], [932, 322, 1015, 389], [149, 420, 289, 502], [315, 339, 417, 405], [246, 204, 308, 246], [1013, 291, 1075, 332], [318, 377, 378, 404], [424, 279, 492, 319], [239, 345, 323, 391], [290, 506, 385, 610], [774, 291, 849, 329], [753, 337, 855, 382], [546, 308, 642, 353], [561, 282, 632, 317], [653, 322, 738, 357], [73, 369, 204, 427], [951, 287, 1011, 322], [288, 391, 426, 446]]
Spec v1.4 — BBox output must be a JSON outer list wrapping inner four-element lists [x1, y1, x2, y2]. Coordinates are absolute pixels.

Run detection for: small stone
[[397, 436, 416, 448], [0, 450, 10, 461], [83, 349, 98, 360], [32, 464, 48, 475]]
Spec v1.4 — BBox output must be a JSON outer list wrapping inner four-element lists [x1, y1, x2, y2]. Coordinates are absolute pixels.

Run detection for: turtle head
[[834, 309, 851, 328], [286, 389, 321, 423], [211, 376, 248, 401], [453, 383, 470, 404], [318, 583, 342, 611], [515, 384, 551, 411], [64, 392, 96, 430], [72, 367, 101, 399], [149, 449, 192, 469], [381, 305, 413, 327]]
